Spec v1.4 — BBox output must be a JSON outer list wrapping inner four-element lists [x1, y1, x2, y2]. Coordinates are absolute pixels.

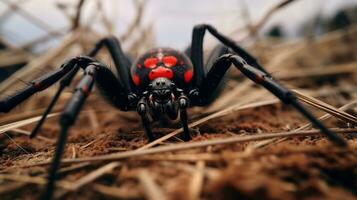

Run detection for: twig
[[65, 162, 121, 191], [247, 99, 357, 150], [138, 170, 166, 200], [0, 182, 27, 194], [278, 62, 357, 80], [0, 109, 97, 136], [71, 145, 76, 159], [10, 128, 55, 143], [0, 174, 72, 190], [188, 161, 205, 200], [249, 0, 297, 35], [24, 128, 357, 166], [231, 0, 297, 40], [0, 113, 61, 135], [72, 0, 86, 30], [133, 153, 220, 162], [0, 105, 64, 124], [92, 184, 142, 199], [87, 108, 99, 130], [292, 90, 357, 125], [57, 162, 91, 174]]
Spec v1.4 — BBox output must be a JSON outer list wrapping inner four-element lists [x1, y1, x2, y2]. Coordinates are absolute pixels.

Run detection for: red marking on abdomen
[[184, 69, 193, 83], [132, 74, 141, 86], [149, 66, 173, 80]]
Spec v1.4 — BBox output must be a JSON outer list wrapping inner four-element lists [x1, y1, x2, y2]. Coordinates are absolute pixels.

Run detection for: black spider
[[0, 24, 347, 199]]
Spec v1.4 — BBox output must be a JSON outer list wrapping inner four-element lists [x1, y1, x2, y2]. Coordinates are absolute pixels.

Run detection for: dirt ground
[[1, 101, 356, 200], [0, 27, 356, 200]]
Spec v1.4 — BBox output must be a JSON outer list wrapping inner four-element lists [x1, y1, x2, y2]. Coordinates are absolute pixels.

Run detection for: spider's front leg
[[137, 96, 155, 141], [30, 36, 135, 138], [0, 58, 81, 113], [43, 61, 137, 200], [178, 93, 191, 141]]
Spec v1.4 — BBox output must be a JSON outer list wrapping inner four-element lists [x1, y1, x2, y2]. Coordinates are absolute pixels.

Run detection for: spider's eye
[[162, 56, 177, 67], [144, 57, 159, 68]]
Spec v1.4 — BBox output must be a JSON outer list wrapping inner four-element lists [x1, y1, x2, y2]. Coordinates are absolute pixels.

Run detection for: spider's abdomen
[[131, 48, 194, 91]]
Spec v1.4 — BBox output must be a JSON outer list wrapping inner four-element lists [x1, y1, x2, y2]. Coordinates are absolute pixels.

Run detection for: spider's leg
[[189, 24, 346, 147], [189, 24, 269, 80], [88, 36, 134, 93], [42, 63, 97, 200], [95, 64, 137, 111], [137, 98, 154, 141], [32, 36, 135, 137], [30, 64, 80, 138], [189, 54, 232, 106], [189, 26, 206, 86], [43, 63, 99, 199], [190, 53, 346, 147], [229, 55, 347, 146], [0, 58, 81, 113], [178, 94, 191, 141], [205, 44, 231, 72], [43, 61, 137, 200]]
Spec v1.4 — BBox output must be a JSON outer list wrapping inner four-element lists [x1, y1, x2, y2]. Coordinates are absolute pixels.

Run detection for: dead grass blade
[[292, 90, 357, 125], [0, 113, 61, 135], [93, 184, 142, 199], [138, 170, 166, 200], [71, 0, 87, 30], [246, 99, 357, 150], [0, 105, 64, 124], [11, 128, 54, 142], [278, 62, 357, 80], [0, 174, 73, 190], [0, 182, 27, 194], [25, 128, 357, 166], [188, 161, 205, 200], [231, 0, 297, 38], [66, 162, 121, 191]]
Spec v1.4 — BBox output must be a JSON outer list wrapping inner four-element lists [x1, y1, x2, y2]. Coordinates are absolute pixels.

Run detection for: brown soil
[[0, 100, 356, 200]]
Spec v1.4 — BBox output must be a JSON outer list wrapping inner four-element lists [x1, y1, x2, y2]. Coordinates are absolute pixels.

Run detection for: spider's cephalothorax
[[0, 24, 347, 200]]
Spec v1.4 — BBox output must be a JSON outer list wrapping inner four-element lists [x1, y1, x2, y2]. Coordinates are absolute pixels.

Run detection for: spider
[[0, 24, 346, 199]]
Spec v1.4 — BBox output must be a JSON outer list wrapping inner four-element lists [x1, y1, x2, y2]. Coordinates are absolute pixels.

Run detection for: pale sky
[[0, 0, 356, 51]]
